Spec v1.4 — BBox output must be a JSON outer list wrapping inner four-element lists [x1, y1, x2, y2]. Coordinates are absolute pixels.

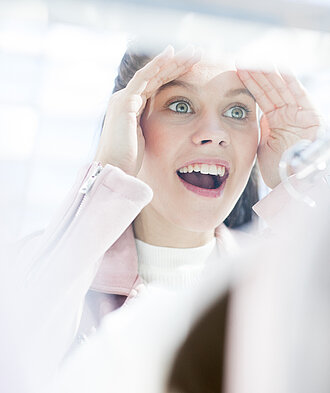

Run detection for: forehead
[[155, 61, 250, 99], [179, 61, 241, 88]]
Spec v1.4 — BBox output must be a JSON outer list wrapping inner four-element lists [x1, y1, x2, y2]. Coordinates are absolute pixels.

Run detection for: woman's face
[[138, 62, 259, 232]]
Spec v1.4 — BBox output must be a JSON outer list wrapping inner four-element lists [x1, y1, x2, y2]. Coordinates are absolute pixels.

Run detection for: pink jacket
[[18, 160, 325, 370], [65, 162, 244, 340]]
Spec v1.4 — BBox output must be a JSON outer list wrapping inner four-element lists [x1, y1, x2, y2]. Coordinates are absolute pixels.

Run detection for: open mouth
[[176, 163, 229, 196]]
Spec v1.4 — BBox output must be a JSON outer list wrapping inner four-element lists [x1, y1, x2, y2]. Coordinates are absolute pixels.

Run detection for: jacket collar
[[90, 223, 238, 296], [90, 225, 138, 296]]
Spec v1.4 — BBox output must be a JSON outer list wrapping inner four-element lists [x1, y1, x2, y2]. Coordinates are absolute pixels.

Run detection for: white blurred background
[[1, 0, 329, 242]]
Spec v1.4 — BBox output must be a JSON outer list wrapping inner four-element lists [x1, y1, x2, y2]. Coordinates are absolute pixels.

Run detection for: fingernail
[[161, 44, 174, 57], [184, 47, 203, 67], [176, 44, 195, 60]]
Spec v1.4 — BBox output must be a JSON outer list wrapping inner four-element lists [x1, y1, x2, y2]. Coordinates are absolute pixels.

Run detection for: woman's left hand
[[237, 68, 322, 188]]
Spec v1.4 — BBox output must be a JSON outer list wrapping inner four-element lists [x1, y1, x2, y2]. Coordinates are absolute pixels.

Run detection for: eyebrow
[[155, 80, 197, 96], [155, 80, 256, 101], [225, 88, 255, 101]]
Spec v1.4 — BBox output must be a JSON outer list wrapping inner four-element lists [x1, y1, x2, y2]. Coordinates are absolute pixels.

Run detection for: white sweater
[[135, 237, 217, 290]]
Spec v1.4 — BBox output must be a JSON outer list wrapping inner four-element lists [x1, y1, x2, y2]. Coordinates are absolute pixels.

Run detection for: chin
[[169, 208, 228, 233]]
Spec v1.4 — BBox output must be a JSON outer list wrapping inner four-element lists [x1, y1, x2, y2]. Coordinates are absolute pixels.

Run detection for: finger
[[237, 69, 275, 114], [168, 46, 203, 78], [174, 45, 203, 67], [126, 94, 144, 114], [248, 70, 286, 109], [126, 45, 175, 95], [144, 46, 202, 96], [132, 45, 199, 121], [262, 70, 296, 106], [279, 71, 315, 110], [137, 94, 147, 117]]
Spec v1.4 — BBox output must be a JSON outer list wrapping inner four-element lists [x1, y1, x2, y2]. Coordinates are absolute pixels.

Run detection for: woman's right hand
[[94, 45, 201, 176]]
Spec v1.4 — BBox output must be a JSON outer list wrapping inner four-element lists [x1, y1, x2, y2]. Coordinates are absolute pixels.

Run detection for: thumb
[[135, 125, 145, 175], [259, 114, 271, 146]]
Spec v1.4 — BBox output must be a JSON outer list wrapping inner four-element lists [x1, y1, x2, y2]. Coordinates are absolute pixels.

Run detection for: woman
[[91, 43, 319, 281], [18, 44, 320, 380]]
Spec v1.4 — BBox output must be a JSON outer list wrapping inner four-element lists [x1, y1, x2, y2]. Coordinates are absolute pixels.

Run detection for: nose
[[191, 114, 230, 147]]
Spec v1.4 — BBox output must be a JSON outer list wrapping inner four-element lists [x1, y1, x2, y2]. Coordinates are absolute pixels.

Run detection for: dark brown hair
[[111, 48, 259, 228]]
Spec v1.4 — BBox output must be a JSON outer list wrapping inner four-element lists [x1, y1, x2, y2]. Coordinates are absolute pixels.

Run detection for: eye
[[168, 101, 192, 114], [223, 106, 248, 120]]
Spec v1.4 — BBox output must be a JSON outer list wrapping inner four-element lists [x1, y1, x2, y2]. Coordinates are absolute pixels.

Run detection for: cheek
[[141, 116, 175, 160], [234, 126, 259, 166]]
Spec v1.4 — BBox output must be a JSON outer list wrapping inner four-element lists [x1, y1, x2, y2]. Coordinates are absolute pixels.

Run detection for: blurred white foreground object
[[49, 178, 330, 393], [227, 171, 330, 393], [279, 130, 330, 206]]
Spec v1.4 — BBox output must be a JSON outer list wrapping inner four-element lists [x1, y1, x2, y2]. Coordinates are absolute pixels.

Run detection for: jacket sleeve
[[12, 162, 153, 385], [252, 174, 330, 232]]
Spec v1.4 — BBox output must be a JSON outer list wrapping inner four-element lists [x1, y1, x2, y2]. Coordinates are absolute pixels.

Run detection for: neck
[[133, 205, 214, 248]]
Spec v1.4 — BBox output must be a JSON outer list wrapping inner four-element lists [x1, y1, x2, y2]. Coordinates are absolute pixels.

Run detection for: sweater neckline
[[135, 237, 217, 289], [135, 237, 216, 268]]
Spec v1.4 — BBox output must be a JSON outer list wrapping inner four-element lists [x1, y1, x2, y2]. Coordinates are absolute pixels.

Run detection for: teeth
[[200, 164, 209, 174], [217, 166, 225, 176], [209, 165, 218, 176], [179, 163, 226, 176]]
